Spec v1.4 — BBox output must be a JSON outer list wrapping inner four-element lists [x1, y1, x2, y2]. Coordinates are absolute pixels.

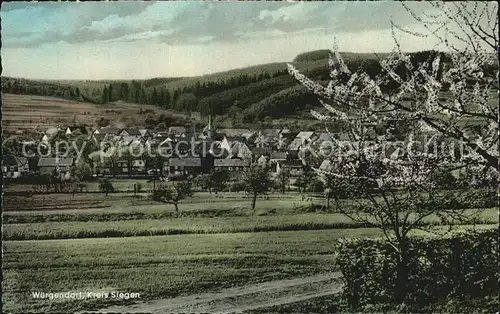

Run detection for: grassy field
[[5, 179, 159, 193], [3, 208, 498, 240], [1, 93, 192, 133], [3, 225, 496, 313], [2, 229, 353, 313], [2, 189, 498, 313]]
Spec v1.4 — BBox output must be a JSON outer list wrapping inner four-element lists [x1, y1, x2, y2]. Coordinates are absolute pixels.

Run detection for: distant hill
[[1, 49, 453, 126]]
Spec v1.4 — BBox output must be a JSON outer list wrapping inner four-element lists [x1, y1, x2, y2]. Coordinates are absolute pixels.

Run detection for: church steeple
[[207, 115, 213, 139]]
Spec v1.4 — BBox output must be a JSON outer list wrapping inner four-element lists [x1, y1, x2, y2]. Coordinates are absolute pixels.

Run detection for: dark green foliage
[[70, 162, 93, 181], [294, 50, 331, 62], [197, 75, 296, 116], [226, 181, 246, 192], [210, 169, 230, 193], [323, 175, 378, 201], [98, 180, 114, 196], [294, 165, 316, 193], [243, 85, 320, 121], [243, 165, 273, 210], [419, 189, 498, 211], [151, 182, 194, 211], [174, 92, 197, 111], [336, 228, 499, 309], [309, 179, 324, 193], [195, 170, 229, 194], [275, 169, 291, 194], [143, 113, 192, 130]]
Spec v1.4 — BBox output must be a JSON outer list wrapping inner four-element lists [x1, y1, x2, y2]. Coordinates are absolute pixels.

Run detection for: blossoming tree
[[286, 2, 498, 302]]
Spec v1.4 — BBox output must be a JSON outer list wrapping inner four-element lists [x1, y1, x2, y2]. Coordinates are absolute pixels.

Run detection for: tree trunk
[[395, 241, 409, 303], [326, 194, 331, 209], [174, 203, 179, 212], [251, 194, 257, 210]]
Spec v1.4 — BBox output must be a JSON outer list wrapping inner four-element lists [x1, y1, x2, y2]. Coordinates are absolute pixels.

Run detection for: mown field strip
[[3, 199, 313, 216], [3, 209, 498, 240], [2, 214, 361, 240]]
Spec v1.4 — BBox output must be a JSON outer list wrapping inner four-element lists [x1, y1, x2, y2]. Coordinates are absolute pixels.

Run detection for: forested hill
[[2, 50, 444, 123]]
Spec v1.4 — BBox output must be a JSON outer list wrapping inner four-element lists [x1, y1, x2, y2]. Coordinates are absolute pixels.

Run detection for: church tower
[[207, 115, 214, 139]]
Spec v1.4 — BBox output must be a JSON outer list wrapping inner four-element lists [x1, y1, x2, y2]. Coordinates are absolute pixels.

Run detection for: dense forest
[[2, 50, 459, 123]]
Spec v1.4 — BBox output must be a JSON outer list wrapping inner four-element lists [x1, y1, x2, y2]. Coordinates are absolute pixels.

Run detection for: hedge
[[336, 228, 499, 309]]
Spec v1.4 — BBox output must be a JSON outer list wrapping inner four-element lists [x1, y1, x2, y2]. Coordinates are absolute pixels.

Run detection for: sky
[[0, 1, 484, 80]]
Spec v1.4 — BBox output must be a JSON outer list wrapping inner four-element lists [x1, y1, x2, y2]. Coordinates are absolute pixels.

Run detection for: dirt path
[[90, 272, 343, 313]]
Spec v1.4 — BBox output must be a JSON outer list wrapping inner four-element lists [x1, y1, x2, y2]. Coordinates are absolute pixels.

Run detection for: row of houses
[[5, 119, 440, 180], [2, 153, 303, 179], [3, 156, 73, 179], [36, 122, 350, 151]]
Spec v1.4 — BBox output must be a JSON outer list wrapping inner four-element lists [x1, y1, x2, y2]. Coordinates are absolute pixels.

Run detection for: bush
[[336, 228, 499, 309], [272, 182, 282, 191], [135, 182, 143, 193], [433, 169, 458, 190], [226, 181, 246, 192], [418, 189, 498, 212], [98, 180, 114, 196], [309, 179, 324, 192], [467, 189, 499, 208]]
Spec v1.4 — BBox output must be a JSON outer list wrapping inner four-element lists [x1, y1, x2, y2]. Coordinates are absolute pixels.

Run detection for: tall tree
[[289, 35, 486, 305], [98, 179, 114, 197], [151, 87, 159, 105], [275, 167, 291, 194], [295, 165, 314, 194], [151, 182, 194, 212], [102, 86, 109, 103], [288, 2, 499, 172], [108, 84, 113, 102], [243, 165, 273, 210], [175, 92, 198, 111], [210, 169, 229, 194]]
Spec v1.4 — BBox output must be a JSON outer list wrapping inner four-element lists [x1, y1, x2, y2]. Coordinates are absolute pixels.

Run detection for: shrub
[[419, 189, 498, 211], [135, 182, 143, 193], [432, 169, 458, 190], [467, 189, 498, 208], [336, 228, 499, 309], [309, 179, 324, 192], [98, 180, 114, 196], [228, 181, 246, 192]]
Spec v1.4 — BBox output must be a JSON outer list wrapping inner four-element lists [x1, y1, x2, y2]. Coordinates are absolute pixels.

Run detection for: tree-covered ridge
[[2, 50, 463, 123]]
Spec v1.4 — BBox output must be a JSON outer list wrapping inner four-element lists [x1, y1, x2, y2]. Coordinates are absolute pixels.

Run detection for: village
[[3, 116, 366, 183]]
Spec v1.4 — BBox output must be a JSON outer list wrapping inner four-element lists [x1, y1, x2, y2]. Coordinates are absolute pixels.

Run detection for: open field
[[2, 188, 498, 313], [3, 230, 346, 313], [4, 179, 159, 194], [2, 190, 322, 214], [4, 211, 497, 240], [3, 225, 496, 313], [3, 191, 498, 239], [0, 214, 372, 240], [1, 93, 192, 133]]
